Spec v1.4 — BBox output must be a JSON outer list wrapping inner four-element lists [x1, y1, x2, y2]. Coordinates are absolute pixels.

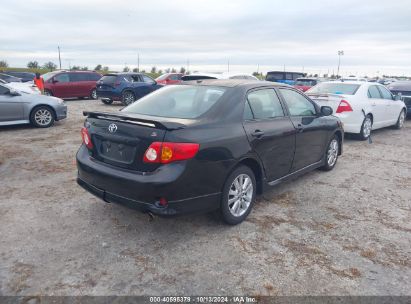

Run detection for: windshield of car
[[307, 83, 360, 95], [42, 72, 58, 81], [295, 80, 316, 86], [122, 85, 227, 119]]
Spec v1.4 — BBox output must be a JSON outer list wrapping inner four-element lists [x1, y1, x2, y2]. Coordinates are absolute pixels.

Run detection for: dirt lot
[[0, 99, 410, 296]]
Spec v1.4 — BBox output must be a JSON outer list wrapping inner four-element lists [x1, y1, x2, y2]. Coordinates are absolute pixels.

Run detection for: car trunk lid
[[83, 111, 187, 172], [307, 93, 347, 113]]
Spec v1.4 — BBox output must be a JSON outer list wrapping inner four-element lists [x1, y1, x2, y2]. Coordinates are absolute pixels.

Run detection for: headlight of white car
[[57, 99, 65, 105]]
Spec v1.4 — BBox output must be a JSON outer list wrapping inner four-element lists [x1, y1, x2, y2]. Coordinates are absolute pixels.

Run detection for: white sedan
[[0, 79, 41, 95], [306, 81, 407, 140]]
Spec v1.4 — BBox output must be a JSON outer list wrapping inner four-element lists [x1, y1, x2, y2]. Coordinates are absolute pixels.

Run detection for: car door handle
[[251, 130, 265, 138], [296, 124, 303, 132]]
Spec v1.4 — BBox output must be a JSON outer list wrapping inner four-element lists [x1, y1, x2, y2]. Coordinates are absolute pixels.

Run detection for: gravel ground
[[0, 99, 410, 296]]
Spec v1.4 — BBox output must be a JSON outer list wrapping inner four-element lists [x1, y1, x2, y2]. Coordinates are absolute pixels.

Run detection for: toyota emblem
[[108, 123, 118, 133]]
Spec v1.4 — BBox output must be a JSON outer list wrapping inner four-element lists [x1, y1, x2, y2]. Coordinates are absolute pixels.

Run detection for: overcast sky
[[1, 0, 411, 76]]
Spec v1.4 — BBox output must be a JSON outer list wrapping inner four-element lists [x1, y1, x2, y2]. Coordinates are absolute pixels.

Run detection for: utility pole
[[137, 53, 140, 72], [227, 59, 230, 73], [58, 46, 61, 70], [187, 58, 190, 74], [337, 50, 344, 78], [257, 64, 260, 74]]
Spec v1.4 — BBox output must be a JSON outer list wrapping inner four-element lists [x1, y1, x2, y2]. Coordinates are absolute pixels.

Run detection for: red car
[[42, 71, 102, 99], [294, 78, 320, 92], [155, 73, 183, 85]]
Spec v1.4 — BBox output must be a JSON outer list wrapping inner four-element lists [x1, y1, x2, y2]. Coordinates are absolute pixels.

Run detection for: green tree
[[43, 61, 57, 71], [123, 66, 130, 72], [102, 66, 109, 72], [150, 66, 157, 73], [171, 68, 176, 73], [179, 67, 186, 74], [157, 69, 163, 74], [27, 61, 39, 69], [94, 64, 102, 71], [132, 68, 139, 73], [0, 60, 9, 68], [71, 65, 81, 70], [81, 66, 89, 71]]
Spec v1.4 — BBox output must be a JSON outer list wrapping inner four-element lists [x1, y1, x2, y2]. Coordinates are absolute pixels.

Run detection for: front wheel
[[121, 91, 135, 106], [320, 135, 339, 171], [30, 106, 55, 128], [358, 115, 372, 140], [220, 166, 256, 225], [394, 110, 406, 129]]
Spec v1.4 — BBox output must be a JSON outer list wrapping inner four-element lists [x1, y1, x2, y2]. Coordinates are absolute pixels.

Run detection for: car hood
[[20, 92, 63, 104]]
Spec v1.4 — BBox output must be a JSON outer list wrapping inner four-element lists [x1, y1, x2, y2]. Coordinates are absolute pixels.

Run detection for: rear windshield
[[122, 85, 227, 119], [181, 75, 217, 81], [295, 79, 316, 86], [100, 75, 118, 83], [307, 83, 360, 95]]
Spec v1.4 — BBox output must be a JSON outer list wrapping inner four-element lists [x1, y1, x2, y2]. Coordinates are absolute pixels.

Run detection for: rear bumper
[[76, 145, 221, 216], [96, 90, 121, 101]]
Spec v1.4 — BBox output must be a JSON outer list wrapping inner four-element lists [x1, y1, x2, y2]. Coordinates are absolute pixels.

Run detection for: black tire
[[90, 88, 98, 100], [220, 165, 256, 225], [121, 91, 135, 106], [44, 89, 52, 96], [101, 99, 113, 105], [320, 135, 339, 171], [30, 106, 55, 128], [358, 114, 372, 140], [394, 109, 406, 129]]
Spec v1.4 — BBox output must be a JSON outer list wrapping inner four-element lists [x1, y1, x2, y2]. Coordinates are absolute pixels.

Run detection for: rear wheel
[[121, 91, 135, 106], [394, 110, 406, 129], [358, 115, 372, 140], [220, 166, 256, 225], [101, 99, 113, 105], [320, 135, 339, 171], [90, 88, 97, 100], [30, 106, 55, 128]]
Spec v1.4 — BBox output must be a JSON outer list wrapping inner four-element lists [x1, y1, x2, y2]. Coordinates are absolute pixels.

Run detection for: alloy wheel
[[34, 109, 52, 126], [91, 89, 97, 99], [327, 139, 339, 167], [123, 92, 135, 105], [228, 174, 253, 217], [398, 111, 405, 128], [363, 117, 372, 138]]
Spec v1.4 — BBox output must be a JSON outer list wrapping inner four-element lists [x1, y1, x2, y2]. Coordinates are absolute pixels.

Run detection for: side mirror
[[52, 78, 58, 83], [320, 106, 333, 116], [394, 94, 402, 101]]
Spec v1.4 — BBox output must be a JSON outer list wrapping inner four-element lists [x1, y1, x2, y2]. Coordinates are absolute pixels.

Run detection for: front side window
[[123, 85, 227, 119], [378, 86, 394, 100], [54, 73, 69, 83], [246, 89, 284, 119], [368, 86, 382, 99], [279, 88, 316, 116]]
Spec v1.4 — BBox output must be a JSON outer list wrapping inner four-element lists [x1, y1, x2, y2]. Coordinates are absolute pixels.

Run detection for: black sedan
[[76, 80, 343, 224]]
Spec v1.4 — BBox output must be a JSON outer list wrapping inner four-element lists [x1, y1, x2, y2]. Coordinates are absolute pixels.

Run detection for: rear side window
[[55, 73, 69, 83], [142, 75, 155, 84], [279, 88, 316, 116], [368, 86, 382, 99], [69, 73, 89, 82], [246, 89, 284, 119], [266, 72, 284, 81], [123, 85, 226, 119], [378, 86, 394, 100]]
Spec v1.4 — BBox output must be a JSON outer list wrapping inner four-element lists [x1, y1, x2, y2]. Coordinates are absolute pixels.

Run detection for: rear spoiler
[[83, 111, 186, 130], [306, 93, 344, 99]]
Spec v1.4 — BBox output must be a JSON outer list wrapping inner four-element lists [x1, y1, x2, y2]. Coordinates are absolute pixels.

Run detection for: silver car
[[0, 83, 67, 128]]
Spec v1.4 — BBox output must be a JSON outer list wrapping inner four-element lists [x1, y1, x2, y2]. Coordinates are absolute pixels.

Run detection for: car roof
[[181, 79, 287, 88]]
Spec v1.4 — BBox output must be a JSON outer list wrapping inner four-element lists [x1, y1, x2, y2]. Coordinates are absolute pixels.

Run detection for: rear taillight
[[336, 100, 353, 113], [81, 127, 93, 149], [143, 142, 199, 164]]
